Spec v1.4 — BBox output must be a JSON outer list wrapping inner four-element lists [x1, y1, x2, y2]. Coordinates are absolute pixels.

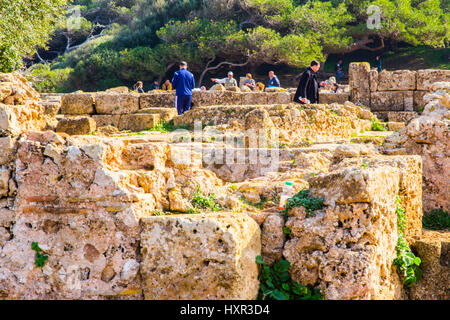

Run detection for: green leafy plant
[[360, 163, 368, 168], [256, 256, 322, 300], [393, 196, 422, 287], [371, 118, 387, 131], [191, 186, 221, 212], [239, 195, 267, 210], [283, 189, 324, 217], [152, 209, 165, 216], [422, 209, 450, 230], [282, 227, 291, 236], [31, 242, 48, 269]]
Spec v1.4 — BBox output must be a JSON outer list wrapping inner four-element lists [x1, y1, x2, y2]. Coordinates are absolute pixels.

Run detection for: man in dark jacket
[[172, 61, 196, 115], [294, 60, 323, 104]]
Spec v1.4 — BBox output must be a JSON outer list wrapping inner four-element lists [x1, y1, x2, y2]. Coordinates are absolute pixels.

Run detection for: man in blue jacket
[[172, 61, 196, 115], [267, 71, 280, 88]]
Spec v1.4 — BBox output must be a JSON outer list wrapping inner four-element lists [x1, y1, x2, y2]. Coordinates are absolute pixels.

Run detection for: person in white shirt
[[211, 71, 238, 89]]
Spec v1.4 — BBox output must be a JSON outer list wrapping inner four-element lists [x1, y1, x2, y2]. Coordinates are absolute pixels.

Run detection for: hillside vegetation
[[0, 0, 447, 92]]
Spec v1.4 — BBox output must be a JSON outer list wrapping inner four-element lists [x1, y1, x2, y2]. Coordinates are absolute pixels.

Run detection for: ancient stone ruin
[[0, 64, 448, 300]]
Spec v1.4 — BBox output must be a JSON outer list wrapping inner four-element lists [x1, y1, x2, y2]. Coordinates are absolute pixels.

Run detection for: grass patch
[[147, 120, 192, 133], [256, 256, 323, 300], [422, 209, 450, 230]]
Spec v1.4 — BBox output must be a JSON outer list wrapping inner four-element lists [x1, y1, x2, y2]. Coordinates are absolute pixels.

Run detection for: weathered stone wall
[[349, 64, 450, 112], [282, 154, 423, 299], [173, 103, 372, 144], [383, 81, 450, 212]]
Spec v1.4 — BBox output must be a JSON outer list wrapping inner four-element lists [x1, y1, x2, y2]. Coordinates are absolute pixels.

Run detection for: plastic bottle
[[279, 181, 294, 210]]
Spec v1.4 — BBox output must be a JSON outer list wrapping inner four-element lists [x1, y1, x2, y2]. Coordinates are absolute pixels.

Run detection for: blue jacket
[[172, 68, 195, 96], [268, 76, 280, 87]]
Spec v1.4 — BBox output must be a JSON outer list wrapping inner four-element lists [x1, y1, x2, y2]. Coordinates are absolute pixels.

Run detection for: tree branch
[[198, 58, 250, 87]]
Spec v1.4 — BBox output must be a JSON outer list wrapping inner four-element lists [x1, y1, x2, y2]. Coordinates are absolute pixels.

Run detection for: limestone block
[[61, 93, 95, 115], [267, 92, 291, 105], [369, 69, 378, 92], [242, 92, 268, 105], [413, 91, 428, 111], [0, 167, 10, 197], [105, 86, 129, 94], [92, 115, 121, 128], [409, 231, 450, 300], [387, 122, 406, 131], [349, 62, 370, 106], [191, 91, 215, 107], [261, 213, 286, 265], [370, 91, 413, 111], [212, 91, 242, 105], [308, 166, 401, 206], [140, 213, 261, 299], [118, 114, 160, 131], [0, 137, 16, 165], [42, 101, 61, 117], [95, 93, 140, 114], [138, 108, 177, 123], [377, 70, 416, 91], [416, 69, 450, 91], [329, 155, 423, 239], [319, 92, 350, 104], [140, 92, 175, 109], [387, 111, 418, 123], [56, 116, 97, 135]]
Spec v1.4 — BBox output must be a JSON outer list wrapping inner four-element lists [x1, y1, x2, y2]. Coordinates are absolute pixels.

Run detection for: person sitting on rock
[[331, 83, 340, 93], [161, 80, 172, 91], [256, 82, 265, 91], [242, 73, 256, 91], [149, 80, 160, 91], [267, 71, 280, 88], [133, 81, 145, 93], [211, 71, 238, 89]]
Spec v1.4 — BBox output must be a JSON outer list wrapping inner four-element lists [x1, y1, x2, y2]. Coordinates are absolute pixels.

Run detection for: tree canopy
[[0, 0, 69, 72], [13, 0, 449, 91]]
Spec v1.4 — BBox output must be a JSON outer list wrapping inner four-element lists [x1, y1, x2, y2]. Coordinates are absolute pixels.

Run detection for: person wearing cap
[[211, 71, 238, 89], [172, 61, 196, 115]]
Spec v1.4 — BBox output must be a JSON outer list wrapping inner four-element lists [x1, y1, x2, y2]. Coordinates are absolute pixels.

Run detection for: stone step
[[118, 113, 161, 131]]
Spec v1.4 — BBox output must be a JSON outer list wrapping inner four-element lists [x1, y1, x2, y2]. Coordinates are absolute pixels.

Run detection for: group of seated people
[[211, 70, 280, 92], [133, 70, 282, 93]]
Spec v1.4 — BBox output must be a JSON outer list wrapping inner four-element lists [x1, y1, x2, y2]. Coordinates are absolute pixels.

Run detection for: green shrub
[[28, 64, 73, 93], [422, 209, 450, 230], [31, 242, 48, 269], [393, 196, 422, 287], [256, 256, 322, 300], [371, 117, 387, 131], [283, 189, 324, 217], [191, 186, 221, 212]]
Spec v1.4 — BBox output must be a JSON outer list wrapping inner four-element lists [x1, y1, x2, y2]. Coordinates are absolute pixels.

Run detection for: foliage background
[[1, 0, 449, 92]]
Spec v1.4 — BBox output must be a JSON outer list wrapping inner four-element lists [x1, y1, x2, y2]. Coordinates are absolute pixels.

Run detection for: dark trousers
[[175, 95, 192, 115], [336, 70, 343, 83]]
